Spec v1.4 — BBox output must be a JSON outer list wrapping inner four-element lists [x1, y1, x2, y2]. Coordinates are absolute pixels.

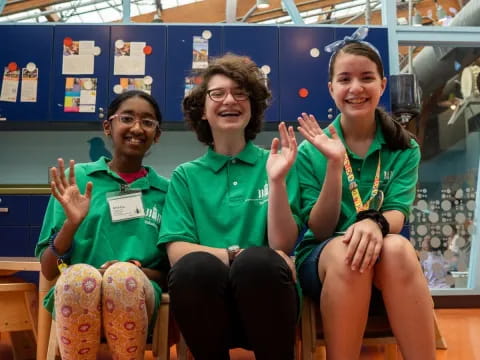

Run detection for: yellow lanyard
[[343, 152, 381, 213]]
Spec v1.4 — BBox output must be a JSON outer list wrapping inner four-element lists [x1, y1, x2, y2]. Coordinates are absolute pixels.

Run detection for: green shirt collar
[[201, 141, 259, 173], [84, 156, 168, 192], [330, 113, 386, 159]]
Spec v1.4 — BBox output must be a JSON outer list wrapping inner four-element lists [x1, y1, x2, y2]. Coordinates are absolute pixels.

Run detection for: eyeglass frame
[[108, 113, 160, 130], [206, 87, 250, 102]]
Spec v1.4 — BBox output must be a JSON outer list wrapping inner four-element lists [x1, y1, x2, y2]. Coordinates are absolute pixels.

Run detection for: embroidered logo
[[245, 183, 269, 205], [383, 170, 393, 181], [145, 205, 161, 229]]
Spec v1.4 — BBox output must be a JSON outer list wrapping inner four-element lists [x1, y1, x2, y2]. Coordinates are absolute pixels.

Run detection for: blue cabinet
[[165, 25, 223, 122], [279, 27, 336, 124], [109, 25, 167, 115], [51, 25, 110, 122], [223, 25, 279, 123], [0, 25, 54, 122]]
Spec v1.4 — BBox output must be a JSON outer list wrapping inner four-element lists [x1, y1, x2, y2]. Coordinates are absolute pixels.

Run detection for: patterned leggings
[[54, 262, 155, 360]]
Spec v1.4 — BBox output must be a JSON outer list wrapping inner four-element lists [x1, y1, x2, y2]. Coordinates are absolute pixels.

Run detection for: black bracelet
[[356, 209, 390, 237], [48, 232, 74, 261]]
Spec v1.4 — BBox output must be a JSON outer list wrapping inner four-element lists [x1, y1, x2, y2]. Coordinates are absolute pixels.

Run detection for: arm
[[297, 113, 345, 241], [39, 159, 93, 280], [266, 122, 299, 254]]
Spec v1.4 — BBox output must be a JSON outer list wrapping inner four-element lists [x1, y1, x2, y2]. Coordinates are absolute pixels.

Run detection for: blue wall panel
[[223, 25, 279, 123], [0, 25, 53, 122], [51, 25, 110, 122], [165, 25, 223, 122], [334, 27, 391, 111], [109, 25, 167, 116], [279, 27, 336, 124]]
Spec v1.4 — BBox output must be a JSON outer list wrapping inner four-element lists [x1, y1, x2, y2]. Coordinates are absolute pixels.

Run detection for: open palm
[[297, 113, 345, 162], [267, 122, 297, 182], [50, 158, 93, 226]]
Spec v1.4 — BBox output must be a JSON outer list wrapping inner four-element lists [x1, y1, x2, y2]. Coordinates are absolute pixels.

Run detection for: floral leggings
[[54, 262, 155, 360]]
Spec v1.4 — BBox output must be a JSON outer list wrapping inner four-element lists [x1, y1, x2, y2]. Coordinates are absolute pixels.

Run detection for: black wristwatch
[[227, 245, 241, 266]]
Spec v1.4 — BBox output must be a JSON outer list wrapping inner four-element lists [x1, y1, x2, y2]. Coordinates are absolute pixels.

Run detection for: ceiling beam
[[226, 0, 237, 23], [2, 0, 71, 16]]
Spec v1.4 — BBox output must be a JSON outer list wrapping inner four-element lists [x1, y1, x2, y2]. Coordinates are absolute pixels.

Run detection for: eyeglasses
[[109, 113, 159, 130], [206, 88, 249, 102]]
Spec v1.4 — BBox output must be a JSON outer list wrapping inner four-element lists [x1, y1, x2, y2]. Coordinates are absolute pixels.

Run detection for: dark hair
[[182, 53, 271, 146], [329, 42, 415, 150], [107, 90, 163, 127]]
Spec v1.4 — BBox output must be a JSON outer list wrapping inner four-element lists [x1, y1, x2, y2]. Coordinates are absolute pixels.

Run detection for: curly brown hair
[[182, 53, 271, 146]]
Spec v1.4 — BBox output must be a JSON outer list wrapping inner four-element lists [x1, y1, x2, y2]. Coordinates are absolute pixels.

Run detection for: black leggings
[[168, 246, 298, 360]]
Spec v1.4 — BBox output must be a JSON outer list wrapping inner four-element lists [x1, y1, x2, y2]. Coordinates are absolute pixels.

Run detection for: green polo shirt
[[36, 156, 170, 315], [295, 115, 420, 269], [158, 141, 303, 250]]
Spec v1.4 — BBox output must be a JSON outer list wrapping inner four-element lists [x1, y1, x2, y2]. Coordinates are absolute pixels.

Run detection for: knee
[[376, 234, 420, 281], [168, 252, 228, 292], [231, 247, 293, 284], [56, 263, 102, 296], [102, 261, 144, 293]]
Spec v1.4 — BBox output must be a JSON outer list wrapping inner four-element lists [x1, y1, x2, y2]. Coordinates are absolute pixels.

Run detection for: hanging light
[[257, 0, 270, 9]]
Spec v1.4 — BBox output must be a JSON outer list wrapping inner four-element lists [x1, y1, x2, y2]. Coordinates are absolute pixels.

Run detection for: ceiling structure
[[0, 0, 465, 26]]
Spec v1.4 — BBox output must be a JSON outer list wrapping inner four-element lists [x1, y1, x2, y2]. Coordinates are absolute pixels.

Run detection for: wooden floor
[[1, 308, 479, 359]]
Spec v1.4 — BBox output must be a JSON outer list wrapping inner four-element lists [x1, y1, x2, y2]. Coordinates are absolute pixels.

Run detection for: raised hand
[[297, 113, 345, 162], [267, 122, 297, 182], [50, 158, 93, 226]]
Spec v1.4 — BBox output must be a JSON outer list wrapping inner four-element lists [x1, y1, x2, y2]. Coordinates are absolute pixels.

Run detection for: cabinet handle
[[0, 207, 9, 213]]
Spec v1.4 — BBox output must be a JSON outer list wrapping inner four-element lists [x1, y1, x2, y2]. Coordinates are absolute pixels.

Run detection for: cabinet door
[[279, 27, 336, 124], [109, 25, 167, 115], [51, 25, 110, 122], [0, 195, 29, 226], [165, 25, 223, 122], [0, 227, 30, 255], [223, 25, 279, 122], [0, 25, 54, 122], [29, 195, 50, 226], [334, 27, 391, 111]]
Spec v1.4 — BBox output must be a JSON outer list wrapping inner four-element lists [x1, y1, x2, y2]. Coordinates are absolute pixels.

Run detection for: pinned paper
[[64, 77, 97, 112], [21, 67, 39, 102], [192, 36, 208, 69], [62, 40, 98, 75], [114, 41, 146, 75], [0, 67, 20, 102], [115, 77, 152, 95]]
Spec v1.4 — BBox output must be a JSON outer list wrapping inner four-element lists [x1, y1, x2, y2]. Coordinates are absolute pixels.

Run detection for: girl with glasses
[[295, 28, 436, 359], [36, 90, 169, 360], [158, 54, 302, 360]]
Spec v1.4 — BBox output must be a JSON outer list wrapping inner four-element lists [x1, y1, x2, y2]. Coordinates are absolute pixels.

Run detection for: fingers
[[344, 227, 360, 265], [84, 182, 93, 200], [287, 126, 298, 160], [68, 159, 76, 186], [278, 122, 289, 149], [270, 137, 280, 155], [57, 158, 68, 190]]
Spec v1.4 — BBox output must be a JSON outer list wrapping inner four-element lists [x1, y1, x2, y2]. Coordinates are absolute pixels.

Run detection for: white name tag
[[107, 191, 145, 222]]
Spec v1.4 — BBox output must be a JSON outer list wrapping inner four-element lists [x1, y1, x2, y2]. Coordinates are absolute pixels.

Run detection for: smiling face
[[103, 96, 160, 159], [203, 74, 252, 139], [328, 51, 386, 124]]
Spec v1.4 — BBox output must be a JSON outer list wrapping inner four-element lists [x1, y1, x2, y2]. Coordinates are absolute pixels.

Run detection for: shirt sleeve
[[35, 195, 67, 258], [157, 166, 198, 245], [381, 141, 420, 217]]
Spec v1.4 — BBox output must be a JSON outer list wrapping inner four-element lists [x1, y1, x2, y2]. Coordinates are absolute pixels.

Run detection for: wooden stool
[[0, 276, 38, 360]]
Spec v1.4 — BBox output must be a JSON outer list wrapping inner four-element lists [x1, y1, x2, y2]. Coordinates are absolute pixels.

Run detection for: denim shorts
[[297, 237, 386, 315]]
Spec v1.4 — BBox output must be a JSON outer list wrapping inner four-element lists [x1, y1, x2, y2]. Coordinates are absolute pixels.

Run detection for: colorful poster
[[0, 67, 20, 102], [64, 77, 97, 113], [62, 40, 97, 75], [114, 41, 146, 75], [21, 68, 39, 102], [192, 36, 208, 70], [116, 77, 152, 95], [184, 75, 201, 97]]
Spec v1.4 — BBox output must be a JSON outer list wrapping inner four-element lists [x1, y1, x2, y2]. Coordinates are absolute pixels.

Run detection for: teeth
[[347, 99, 366, 104]]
